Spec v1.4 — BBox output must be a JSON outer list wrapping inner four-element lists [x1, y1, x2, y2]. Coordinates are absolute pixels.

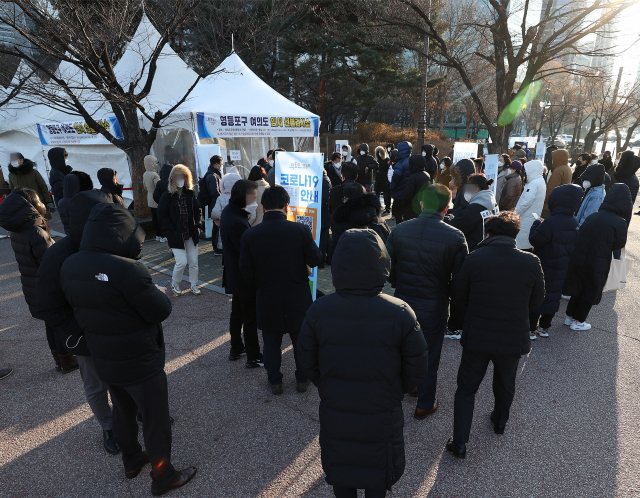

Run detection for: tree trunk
[[121, 107, 152, 219], [583, 119, 599, 152], [489, 123, 513, 154]]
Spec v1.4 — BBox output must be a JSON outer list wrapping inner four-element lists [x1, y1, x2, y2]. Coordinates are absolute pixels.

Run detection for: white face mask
[[387, 147, 391, 152], [422, 151, 427, 157], [582, 180, 591, 189], [591, 159, 598, 165], [440, 163, 445, 170], [246, 201, 258, 213], [342, 151, 347, 157], [359, 150, 365, 156], [464, 191, 473, 202], [65, 159, 69, 166], [334, 161, 342, 169], [177, 179, 185, 188], [268, 159, 274, 166]]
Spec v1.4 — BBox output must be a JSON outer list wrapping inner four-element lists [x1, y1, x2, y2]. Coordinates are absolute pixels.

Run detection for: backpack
[[197, 172, 212, 207]]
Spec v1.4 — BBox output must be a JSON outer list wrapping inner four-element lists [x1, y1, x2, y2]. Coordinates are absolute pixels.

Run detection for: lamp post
[[537, 88, 552, 143]]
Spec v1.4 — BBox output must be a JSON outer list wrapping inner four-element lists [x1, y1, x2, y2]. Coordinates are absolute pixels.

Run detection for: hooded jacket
[[563, 184, 631, 305], [615, 150, 640, 203], [515, 160, 546, 250], [446, 189, 497, 252], [220, 202, 252, 296], [210, 173, 256, 225], [529, 184, 582, 316], [326, 160, 344, 188], [390, 142, 412, 199], [298, 229, 428, 491], [153, 164, 173, 205], [435, 162, 452, 189], [402, 155, 431, 220], [576, 164, 606, 226], [143, 155, 160, 209], [457, 235, 545, 355], [342, 144, 355, 164], [48, 147, 72, 204], [0, 192, 55, 319], [387, 209, 468, 318], [157, 165, 203, 249], [499, 171, 523, 211], [97, 167, 125, 206], [60, 203, 172, 386], [58, 173, 81, 234], [329, 193, 390, 257], [450, 159, 476, 213], [8, 160, 52, 205], [544, 149, 572, 209], [355, 143, 377, 186], [36, 191, 112, 356], [421, 144, 438, 179], [374, 146, 390, 192]]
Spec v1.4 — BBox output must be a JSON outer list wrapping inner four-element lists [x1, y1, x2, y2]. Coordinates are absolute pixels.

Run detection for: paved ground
[[1, 210, 640, 497]]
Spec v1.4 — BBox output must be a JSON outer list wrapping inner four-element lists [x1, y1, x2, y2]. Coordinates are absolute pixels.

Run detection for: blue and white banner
[[484, 154, 500, 196], [452, 142, 478, 163], [196, 112, 319, 138], [275, 151, 324, 300], [535, 142, 546, 161], [37, 117, 123, 146]]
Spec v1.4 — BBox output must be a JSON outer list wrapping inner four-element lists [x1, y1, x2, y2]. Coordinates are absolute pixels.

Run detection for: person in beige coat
[[248, 165, 269, 226], [543, 149, 572, 216], [143, 155, 163, 241]]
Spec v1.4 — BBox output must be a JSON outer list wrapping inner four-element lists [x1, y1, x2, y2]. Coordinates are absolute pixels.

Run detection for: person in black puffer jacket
[[60, 203, 196, 493], [402, 154, 431, 221], [374, 146, 391, 213], [325, 152, 344, 189], [387, 184, 467, 418], [58, 171, 93, 234], [615, 150, 640, 204], [298, 229, 428, 497], [528, 184, 582, 338], [153, 163, 174, 206], [329, 182, 390, 258], [48, 147, 71, 206], [390, 141, 412, 223], [447, 212, 545, 459], [562, 183, 632, 330], [421, 144, 438, 179], [355, 143, 377, 190], [97, 168, 125, 206], [36, 190, 120, 453]]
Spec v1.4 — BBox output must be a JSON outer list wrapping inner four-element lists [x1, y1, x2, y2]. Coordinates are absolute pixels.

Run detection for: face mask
[[65, 159, 69, 166], [440, 163, 445, 170], [268, 160, 274, 166], [422, 151, 427, 157], [359, 150, 365, 156], [246, 201, 258, 213], [177, 179, 185, 188], [387, 147, 391, 152], [591, 159, 598, 165], [464, 191, 473, 202], [582, 180, 591, 189], [334, 161, 342, 169], [342, 151, 347, 157], [498, 160, 504, 166]]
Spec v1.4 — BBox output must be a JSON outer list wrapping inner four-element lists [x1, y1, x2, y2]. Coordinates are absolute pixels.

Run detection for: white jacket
[[211, 173, 256, 225], [514, 160, 546, 250]]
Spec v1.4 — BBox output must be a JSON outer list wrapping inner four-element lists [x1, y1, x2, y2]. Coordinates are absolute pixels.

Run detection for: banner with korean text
[[275, 151, 324, 300], [37, 117, 123, 145], [196, 112, 319, 138], [452, 142, 478, 163]]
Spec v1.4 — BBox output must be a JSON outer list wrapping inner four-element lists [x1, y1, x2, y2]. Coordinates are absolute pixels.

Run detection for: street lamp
[[537, 88, 551, 143]]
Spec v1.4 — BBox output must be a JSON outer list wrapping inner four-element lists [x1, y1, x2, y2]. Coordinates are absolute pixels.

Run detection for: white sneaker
[[161, 237, 168, 243], [570, 321, 591, 331], [171, 282, 182, 296], [190, 285, 201, 295], [445, 329, 461, 340], [561, 295, 570, 300], [537, 328, 549, 338], [530, 331, 537, 340], [564, 316, 574, 326]]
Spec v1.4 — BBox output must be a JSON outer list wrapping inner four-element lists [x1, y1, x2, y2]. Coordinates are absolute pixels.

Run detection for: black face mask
[[112, 183, 124, 196]]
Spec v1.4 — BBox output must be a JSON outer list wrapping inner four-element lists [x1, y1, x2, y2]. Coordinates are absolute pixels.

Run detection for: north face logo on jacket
[[95, 273, 109, 281]]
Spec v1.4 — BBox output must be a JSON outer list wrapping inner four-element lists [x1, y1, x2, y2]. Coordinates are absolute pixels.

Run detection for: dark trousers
[[229, 294, 260, 361], [108, 371, 176, 489], [566, 295, 592, 322], [150, 207, 161, 237], [416, 317, 447, 410], [453, 349, 520, 444], [211, 223, 221, 253], [319, 227, 331, 264], [448, 300, 465, 332], [529, 312, 554, 331], [46, 324, 68, 354], [262, 329, 308, 385], [391, 200, 403, 224], [333, 486, 387, 498]]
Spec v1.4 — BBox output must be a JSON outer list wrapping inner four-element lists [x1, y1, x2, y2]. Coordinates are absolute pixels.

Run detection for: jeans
[[529, 312, 555, 331], [229, 294, 261, 361], [45, 324, 68, 354], [77, 356, 112, 431], [108, 371, 177, 489], [416, 317, 447, 411], [171, 237, 199, 284], [333, 486, 387, 498], [262, 329, 308, 385], [566, 296, 592, 322], [453, 349, 520, 444]]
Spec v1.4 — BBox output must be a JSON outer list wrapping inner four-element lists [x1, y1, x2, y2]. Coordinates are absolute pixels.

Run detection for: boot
[[51, 350, 61, 372], [103, 430, 121, 455], [57, 353, 79, 374]]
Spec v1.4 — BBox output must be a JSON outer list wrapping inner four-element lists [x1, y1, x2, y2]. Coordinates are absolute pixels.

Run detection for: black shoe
[[245, 353, 264, 369], [490, 412, 506, 435], [0, 368, 13, 380], [103, 430, 121, 455], [296, 380, 311, 393], [151, 467, 197, 496], [270, 383, 284, 395], [137, 412, 175, 425], [125, 451, 150, 479], [445, 436, 466, 459], [228, 348, 246, 361]]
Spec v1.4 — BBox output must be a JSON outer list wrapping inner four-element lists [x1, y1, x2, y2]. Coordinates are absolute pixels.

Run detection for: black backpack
[[197, 172, 212, 207]]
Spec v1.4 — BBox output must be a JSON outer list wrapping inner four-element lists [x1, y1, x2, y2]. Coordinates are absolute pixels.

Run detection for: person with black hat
[[402, 154, 431, 221], [97, 168, 125, 206], [421, 144, 438, 179], [355, 143, 377, 191], [576, 163, 606, 226]]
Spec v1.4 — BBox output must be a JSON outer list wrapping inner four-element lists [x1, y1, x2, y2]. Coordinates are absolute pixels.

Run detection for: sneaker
[[245, 360, 262, 369], [190, 285, 201, 295], [445, 329, 461, 340], [537, 328, 550, 338], [529, 331, 537, 340], [155, 236, 162, 242], [570, 321, 591, 331], [171, 282, 182, 296], [228, 348, 246, 361], [214, 250, 223, 256], [564, 316, 574, 326], [296, 380, 312, 393], [561, 295, 570, 300]]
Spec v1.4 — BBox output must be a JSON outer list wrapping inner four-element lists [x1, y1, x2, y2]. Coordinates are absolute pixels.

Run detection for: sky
[[609, 1, 640, 87]]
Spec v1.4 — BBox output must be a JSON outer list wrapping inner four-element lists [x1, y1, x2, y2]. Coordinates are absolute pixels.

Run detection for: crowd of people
[[0, 137, 637, 497]]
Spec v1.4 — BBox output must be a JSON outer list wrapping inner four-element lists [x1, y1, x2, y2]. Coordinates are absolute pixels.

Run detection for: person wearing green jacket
[[8, 153, 53, 207]]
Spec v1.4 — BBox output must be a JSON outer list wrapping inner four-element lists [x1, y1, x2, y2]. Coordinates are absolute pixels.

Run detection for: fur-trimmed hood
[[332, 193, 382, 226], [8, 159, 35, 175], [168, 164, 194, 194], [375, 146, 387, 160]]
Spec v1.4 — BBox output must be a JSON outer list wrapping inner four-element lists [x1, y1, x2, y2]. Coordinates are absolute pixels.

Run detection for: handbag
[[603, 248, 633, 292]]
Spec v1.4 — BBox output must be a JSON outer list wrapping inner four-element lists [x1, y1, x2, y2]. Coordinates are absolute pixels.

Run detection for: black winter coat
[[387, 210, 468, 319], [153, 164, 173, 205], [220, 202, 251, 296], [205, 166, 222, 216], [325, 162, 343, 188], [36, 191, 112, 356], [402, 155, 431, 221], [329, 180, 354, 214], [421, 144, 438, 179], [458, 235, 545, 355], [329, 193, 390, 257], [562, 184, 631, 305], [240, 211, 323, 335], [376, 157, 391, 191], [355, 153, 377, 186], [615, 151, 640, 204], [321, 172, 332, 229], [0, 192, 54, 319], [450, 159, 475, 214], [58, 173, 81, 234], [298, 229, 427, 491], [529, 184, 582, 315], [157, 188, 202, 249], [390, 142, 412, 199], [60, 203, 172, 386], [446, 190, 497, 252], [48, 147, 71, 205]]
